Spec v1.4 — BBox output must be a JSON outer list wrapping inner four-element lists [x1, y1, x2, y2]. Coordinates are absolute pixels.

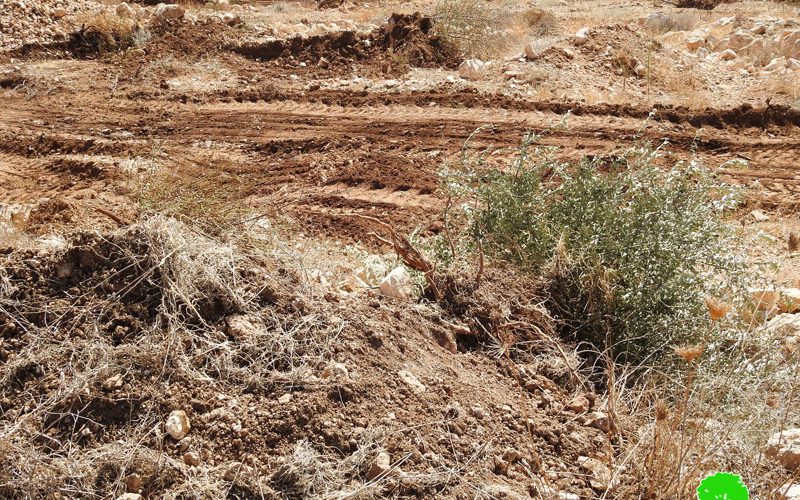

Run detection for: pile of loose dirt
[[232, 12, 460, 76], [0, 219, 616, 498]]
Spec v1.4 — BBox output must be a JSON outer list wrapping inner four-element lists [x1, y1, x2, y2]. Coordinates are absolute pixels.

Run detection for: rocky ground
[[1, 0, 800, 499]]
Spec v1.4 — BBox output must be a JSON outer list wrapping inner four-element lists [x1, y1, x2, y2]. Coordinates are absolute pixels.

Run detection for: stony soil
[[1, 0, 800, 498]]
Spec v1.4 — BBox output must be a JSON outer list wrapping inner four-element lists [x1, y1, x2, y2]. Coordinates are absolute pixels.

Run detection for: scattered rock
[[766, 313, 800, 336], [566, 394, 590, 413], [225, 314, 259, 340], [776, 483, 800, 500], [165, 410, 191, 440], [750, 288, 781, 312], [278, 393, 293, 404], [367, 451, 391, 480], [379, 266, 412, 299], [183, 451, 201, 466], [116, 494, 143, 500], [765, 57, 788, 72], [524, 42, 536, 60], [686, 37, 704, 51], [124, 474, 142, 494], [767, 428, 800, 471], [102, 373, 124, 391], [583, 411, 610, 432], [116, 2, 135, 18], [574, 27, 590, 46], [480, 484, 526, 499], [52, 7, 67, 19], [458, 59, 486, 81], [750, 209, 770, 222], [154, 3, 186, 20], [719, 49, 738, 61], [398, 369, 426, 394], [578, 456, 614, 491], [321, 361, 349, 379]]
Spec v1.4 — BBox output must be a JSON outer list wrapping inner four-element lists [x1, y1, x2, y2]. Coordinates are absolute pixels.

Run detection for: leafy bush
[[443, 131, 743, 365]]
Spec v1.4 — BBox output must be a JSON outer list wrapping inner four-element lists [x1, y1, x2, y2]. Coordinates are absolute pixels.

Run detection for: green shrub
[[443, 131, 744, 365]]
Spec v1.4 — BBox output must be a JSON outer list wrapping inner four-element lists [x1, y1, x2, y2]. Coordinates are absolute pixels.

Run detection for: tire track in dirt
[[1, 94, 799, 241]]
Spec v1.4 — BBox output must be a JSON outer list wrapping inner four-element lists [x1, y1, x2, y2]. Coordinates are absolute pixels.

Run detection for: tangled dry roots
[[0, 216, 336, 497]]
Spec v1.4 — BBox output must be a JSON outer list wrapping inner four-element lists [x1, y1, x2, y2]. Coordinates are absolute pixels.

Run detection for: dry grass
[[643, 11, 699, 35], [433, 0, 514, 59], [0, 216, 339, 497], [522, 8, 559, 37], [74, 11, 141, 53], [135, 155, 253, 237], [612, 322, 800, 498]]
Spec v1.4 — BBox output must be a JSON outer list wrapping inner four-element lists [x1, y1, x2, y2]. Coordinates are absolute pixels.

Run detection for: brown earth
[[2, 3, 800, 499]]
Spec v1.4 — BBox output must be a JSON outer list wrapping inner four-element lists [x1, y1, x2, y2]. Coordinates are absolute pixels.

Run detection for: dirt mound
[[674, 0, 734, 9], [380, 12, 459, 68], [0, 218, 615, 498], [232, 12, 460, 75]]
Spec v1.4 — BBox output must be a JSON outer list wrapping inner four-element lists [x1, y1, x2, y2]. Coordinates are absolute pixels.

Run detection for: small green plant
[[442, 129, 744, 365]]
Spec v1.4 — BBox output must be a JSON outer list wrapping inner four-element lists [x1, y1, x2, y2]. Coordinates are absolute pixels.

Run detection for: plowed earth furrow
[[1, 93, 799, 242]]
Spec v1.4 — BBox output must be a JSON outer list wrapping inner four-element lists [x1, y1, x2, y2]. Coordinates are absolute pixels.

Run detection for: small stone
[[765, 57, 788, 72], [766, 428, 800, 471], [318, 57, 330, 69], [750, 288, 781, 312], [278, 393, 292, 404], [116, 495, 143, 500], [52, 7, 67, 18], [102, 373, 124, 391], [222, 13, 242, 26], [578, 456, 614, 491], [524, 42, 536, 60], [750, 209, 770, 222], [367, 451, 391, 480], [776, 483, 800, 500], [566, 395, 590, 413], [458, 59, 486, 81], [719, 49, 738, 61], [116, 2, 136, 18], [398, 369, 426, 394], [226, 314, 258, 340], [124, 474, 142, 493], [686, 37, 704, 51], [165, 410, 191, 440], [574, 27, 590, 46], [183, 451, 201, 466], [583, 411, 610, 432], [321, 361, 349, 379], [379, 266, 412, 300], [154, 3, 185, 20], [469, 405, 488, 420]]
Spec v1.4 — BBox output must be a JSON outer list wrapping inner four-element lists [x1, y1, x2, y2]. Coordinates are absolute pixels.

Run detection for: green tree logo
[[696, 472, 749, 500]]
